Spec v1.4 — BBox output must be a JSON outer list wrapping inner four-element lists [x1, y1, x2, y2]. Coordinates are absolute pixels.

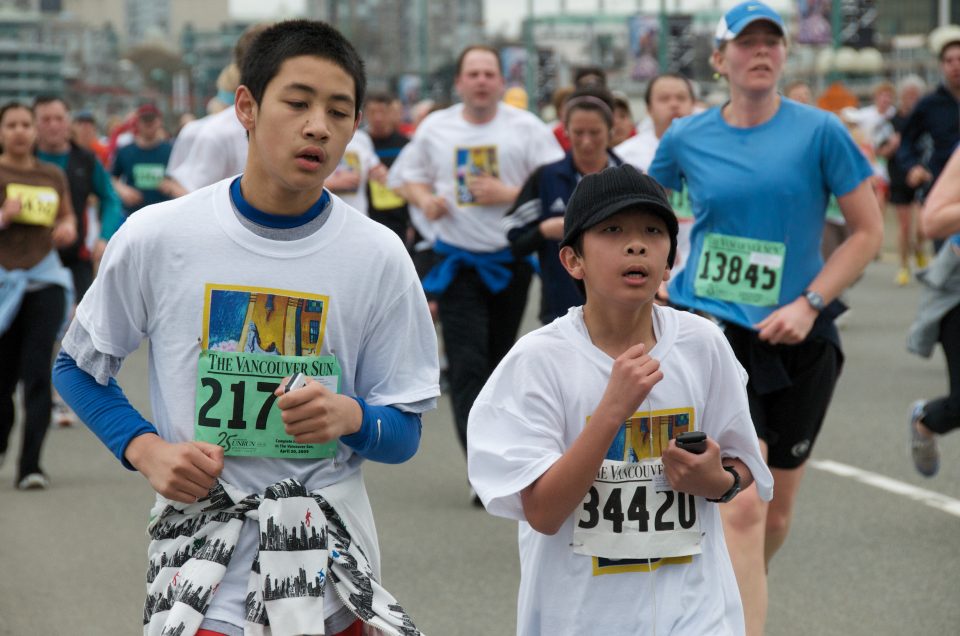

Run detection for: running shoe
[[909, 400, 939, 477], [17, 472, 50, 490], [915, 251, 928, 269], [51, 397, 78, 428], [894, 267, 910, 286]]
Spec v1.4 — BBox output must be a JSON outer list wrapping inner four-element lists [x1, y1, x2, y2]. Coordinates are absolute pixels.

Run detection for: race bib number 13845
[[694, 233, 785, 307]]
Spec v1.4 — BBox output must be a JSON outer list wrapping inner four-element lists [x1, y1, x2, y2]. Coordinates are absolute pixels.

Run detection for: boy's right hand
[[125, 433, 224, 503], [597, 343, 663, 425]]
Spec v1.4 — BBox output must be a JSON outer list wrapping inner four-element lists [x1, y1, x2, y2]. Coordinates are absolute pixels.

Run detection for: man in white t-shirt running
[[391, 45, 564, 493], [53, 19, 438, 636]]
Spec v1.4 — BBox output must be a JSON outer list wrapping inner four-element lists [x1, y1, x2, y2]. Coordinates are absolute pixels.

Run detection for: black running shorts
[[723, 325, 842, 470]]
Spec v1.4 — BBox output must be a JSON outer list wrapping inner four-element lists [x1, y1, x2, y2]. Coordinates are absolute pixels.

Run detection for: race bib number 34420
[[194, 350, 340, 459], [573, 459, 702, 560], [694, 233, 785, 307]]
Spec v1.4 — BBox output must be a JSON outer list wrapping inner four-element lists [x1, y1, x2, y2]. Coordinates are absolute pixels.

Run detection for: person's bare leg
[[764, 463, 807, 564], [895, 203, 912, 269], [721, 442, 769, 636]]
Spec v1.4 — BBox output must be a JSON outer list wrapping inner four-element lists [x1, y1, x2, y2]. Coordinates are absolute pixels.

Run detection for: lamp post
[[524, 0, 536, 113], [418, 0, 428, 91]]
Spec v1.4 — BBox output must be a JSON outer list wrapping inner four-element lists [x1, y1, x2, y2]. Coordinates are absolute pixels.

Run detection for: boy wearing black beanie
[[468, 165, 772, 635]]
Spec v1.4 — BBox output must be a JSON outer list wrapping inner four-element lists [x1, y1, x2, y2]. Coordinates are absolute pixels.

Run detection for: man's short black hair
[[233, 22, 272, 67], [239, 20, 366, 118], [32, 95, 69, 111]]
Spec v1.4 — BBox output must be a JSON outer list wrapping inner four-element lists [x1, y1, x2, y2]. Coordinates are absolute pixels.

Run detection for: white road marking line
[[810, 459, 960, 518]]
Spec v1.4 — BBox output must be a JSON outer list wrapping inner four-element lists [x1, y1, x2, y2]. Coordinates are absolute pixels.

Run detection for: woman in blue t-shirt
[[648, 3, 883, 635]]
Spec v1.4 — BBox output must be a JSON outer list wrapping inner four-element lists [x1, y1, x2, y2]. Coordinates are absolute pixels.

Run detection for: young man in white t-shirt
[[390, 45, 564, 478], [53, 20, 438, 636], [468, 165, 772, 635]]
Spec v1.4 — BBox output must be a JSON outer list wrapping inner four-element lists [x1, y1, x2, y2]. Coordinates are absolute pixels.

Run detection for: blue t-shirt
[[112, 141, 173, 214], [649, 99, 873, 329]]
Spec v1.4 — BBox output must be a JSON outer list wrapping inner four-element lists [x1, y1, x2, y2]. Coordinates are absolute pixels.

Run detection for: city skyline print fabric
[[143, 478, 422, 636]]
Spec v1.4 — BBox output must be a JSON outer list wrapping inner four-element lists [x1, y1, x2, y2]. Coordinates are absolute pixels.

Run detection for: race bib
[[369, 179, 405, 210], [694, 233, 785, 306], [7, 183, 59, 227], [194, 350, 340, 459], [670, 187, 693, 220], [455, 145, 499, 205], [335, 152, 361, 194], [573, 459, 701, 560], [132, 163, 166, 190]]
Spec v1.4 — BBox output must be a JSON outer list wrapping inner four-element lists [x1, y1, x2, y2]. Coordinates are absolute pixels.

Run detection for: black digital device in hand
[[675, 431, 707, 454]]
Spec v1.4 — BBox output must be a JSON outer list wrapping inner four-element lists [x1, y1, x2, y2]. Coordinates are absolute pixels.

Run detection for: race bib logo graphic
[[334, 151, 362, 194], [202, 284, 329, 356], [606, 409, 693, 462], [455, 145, 499, 205]]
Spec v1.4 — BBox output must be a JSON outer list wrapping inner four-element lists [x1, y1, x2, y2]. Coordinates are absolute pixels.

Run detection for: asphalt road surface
[[1, 256, 958, 635]]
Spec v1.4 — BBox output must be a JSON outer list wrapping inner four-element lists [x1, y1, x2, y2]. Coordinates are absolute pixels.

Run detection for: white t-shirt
[[615, 122, 659, 172], [165, 116, 205, 175], [468, 305, 772, 636], [76, 178, 440, 628], [167, 108, 248, 192], [854, 104, 895, 146], [389, 103, 564, 252], [388, 143, 437, 245], [329, 129, 380, 214]]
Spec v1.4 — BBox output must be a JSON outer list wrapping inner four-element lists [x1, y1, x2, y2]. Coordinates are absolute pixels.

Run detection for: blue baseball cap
[[714, 1, 786, 48]]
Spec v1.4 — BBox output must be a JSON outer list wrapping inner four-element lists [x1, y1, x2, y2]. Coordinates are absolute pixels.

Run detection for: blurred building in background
[[0, 9, 63, 103], [0, 0, 953, 125]]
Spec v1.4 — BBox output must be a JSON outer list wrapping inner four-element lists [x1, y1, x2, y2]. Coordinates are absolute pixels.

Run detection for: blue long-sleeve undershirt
[[344, 397, 422, 464], [52, 351, 421, 467], [52, 350, 156, 470]]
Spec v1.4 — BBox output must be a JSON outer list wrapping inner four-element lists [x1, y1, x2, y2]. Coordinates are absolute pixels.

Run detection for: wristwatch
[[707, 465, 741, 503], [802, 289, 825, 312]]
